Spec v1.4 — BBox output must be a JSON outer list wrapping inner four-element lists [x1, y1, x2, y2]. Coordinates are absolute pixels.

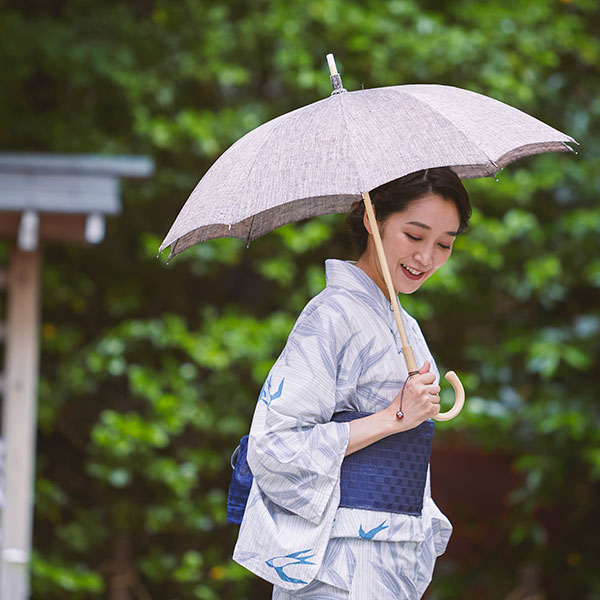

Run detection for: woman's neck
[[355, 249, 390, 302]]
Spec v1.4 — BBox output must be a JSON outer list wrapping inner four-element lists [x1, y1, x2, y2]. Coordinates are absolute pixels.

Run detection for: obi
[[226, 413, 434, 525]]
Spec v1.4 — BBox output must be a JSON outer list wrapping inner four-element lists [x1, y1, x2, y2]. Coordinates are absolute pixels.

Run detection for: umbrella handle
[[432, 370, 465, 421]]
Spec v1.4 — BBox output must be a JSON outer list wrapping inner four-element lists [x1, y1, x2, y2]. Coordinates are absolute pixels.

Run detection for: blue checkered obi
[[226, 413, 434, 525], [331, 412, 434, 516]]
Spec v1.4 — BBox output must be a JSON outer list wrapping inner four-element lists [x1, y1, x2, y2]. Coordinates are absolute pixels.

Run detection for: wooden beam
[[38, 213, 89, 244], [0, 247, 41, 600], [0, 212, 89, 244], [0, 152, 154, 178]]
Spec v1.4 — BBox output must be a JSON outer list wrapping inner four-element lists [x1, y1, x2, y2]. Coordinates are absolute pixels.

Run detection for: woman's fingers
[[396, 369, 443, 423], [418, 361, 431, 375], [414, 372, 436, 385]]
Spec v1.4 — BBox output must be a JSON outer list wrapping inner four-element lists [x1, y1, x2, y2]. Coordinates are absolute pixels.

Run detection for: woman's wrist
[[345, 409, 405, 456], [379, 406, 410, 436]]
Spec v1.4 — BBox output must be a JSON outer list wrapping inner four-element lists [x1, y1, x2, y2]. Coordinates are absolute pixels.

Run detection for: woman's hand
[[345, 361, 440, 456], [384, 361, 440, 431]]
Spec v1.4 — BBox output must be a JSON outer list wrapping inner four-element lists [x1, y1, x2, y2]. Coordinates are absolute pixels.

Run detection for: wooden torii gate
[[0, 153, 154, 599]]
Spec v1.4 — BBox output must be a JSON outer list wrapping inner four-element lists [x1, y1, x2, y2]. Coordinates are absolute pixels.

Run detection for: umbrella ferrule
[[330, 73, 347, 95]]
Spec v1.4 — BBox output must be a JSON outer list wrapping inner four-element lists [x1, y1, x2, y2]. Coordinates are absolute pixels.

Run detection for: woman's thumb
[[418, 361, 431, 374]]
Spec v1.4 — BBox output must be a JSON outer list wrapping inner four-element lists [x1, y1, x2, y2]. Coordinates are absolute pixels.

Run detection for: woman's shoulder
[[285, 288, 365, 350], [400, 306, 420, 327], [297, 285, 362, 326]]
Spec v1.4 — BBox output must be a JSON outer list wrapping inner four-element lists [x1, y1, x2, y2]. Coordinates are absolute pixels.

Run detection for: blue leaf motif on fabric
[[359, 520, 388, 539], [257, 379, 268, 406], [258, 376, 285, 410], [265, 549, 316, 584]]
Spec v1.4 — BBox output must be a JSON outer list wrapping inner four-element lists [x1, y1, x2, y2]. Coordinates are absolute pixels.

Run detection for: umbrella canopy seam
[[336, 93, 369, 194], [396, 87, 497, 176], [239, 115, 291, 246]]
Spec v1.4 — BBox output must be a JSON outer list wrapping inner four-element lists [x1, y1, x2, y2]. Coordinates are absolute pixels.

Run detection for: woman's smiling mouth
[[401, 264, 426, 280]]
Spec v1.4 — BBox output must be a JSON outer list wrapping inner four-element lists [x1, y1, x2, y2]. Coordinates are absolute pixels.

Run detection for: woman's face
[[362, 193, 460, 295]]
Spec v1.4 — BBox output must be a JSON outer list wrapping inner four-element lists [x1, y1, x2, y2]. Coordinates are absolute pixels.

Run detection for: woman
[[233, 167, 471, 599]]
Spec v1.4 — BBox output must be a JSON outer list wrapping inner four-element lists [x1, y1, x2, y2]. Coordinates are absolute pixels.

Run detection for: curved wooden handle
[[433, 371, 465, 421]]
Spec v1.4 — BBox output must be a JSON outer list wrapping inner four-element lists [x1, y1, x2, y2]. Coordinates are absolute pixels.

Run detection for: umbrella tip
[[326, 53, 346, 95], [326, 54, 337, 76]]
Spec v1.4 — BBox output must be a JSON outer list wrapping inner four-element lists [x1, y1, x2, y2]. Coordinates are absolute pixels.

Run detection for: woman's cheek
[[437, 253, 452, 269]]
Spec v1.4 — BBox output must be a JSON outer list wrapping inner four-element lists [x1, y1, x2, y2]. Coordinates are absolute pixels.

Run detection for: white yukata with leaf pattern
[[233, 259, 452, 599]]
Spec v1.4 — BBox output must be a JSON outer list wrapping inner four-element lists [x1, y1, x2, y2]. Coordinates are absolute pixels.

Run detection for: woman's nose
[[414, 246, 434, 268]]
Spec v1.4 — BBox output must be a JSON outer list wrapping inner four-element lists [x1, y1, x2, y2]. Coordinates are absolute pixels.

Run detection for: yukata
[[233, 259, 452, 599]]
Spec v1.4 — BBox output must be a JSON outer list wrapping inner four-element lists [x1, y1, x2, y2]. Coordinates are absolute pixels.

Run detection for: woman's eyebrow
[[406, 221, 458, 237]]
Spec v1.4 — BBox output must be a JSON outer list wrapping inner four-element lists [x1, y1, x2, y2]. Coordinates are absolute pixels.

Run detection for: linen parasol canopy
[[159, 73, 575, 259]]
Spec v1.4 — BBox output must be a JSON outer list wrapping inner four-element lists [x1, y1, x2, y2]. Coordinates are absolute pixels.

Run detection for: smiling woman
[[341, 168, 471, 456], [232, 167, 472, 599], [350, 168, 471, 296]]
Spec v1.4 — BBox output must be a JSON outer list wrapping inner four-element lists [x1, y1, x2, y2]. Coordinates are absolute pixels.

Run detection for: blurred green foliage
[[1, 0, 599, 598]]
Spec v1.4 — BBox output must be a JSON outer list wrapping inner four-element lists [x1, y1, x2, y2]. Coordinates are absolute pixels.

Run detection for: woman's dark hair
[[346, 167, 471, 254]]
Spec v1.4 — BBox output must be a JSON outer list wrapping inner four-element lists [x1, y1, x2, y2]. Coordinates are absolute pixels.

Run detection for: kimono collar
[[324, 259, 400, 327]]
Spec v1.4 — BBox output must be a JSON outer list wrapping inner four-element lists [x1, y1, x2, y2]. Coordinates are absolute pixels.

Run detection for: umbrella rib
[[399, 88, 498, 176], [246, 95, 367, 244], [336, 94, 369, 193], [335, 93, 415, 357], [241, 114, 292, 244]]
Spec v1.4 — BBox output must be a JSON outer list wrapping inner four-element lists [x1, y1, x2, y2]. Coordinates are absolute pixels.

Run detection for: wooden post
[[0, 247, 41, 600], [109, 535, 133, 600]]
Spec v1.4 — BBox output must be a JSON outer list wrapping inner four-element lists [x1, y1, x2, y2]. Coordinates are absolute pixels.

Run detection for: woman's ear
[[362, 209, 373, 235]]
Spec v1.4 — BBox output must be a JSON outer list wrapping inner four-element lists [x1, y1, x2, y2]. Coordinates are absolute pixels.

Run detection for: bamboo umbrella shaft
[[361, 191, 465, 421], [362, 192, 419, 375]]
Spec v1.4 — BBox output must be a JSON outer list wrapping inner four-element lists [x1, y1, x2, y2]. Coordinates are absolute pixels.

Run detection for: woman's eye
[[405, 233, 421, 241], [438, 243, 451, 250]]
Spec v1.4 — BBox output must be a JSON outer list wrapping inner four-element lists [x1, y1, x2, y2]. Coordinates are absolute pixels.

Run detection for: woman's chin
[[394, 277, 426, 295], [397, 286, 420, 295]]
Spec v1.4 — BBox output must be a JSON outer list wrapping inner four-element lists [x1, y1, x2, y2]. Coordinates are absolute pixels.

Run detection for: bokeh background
[[1, 0, 599, 598]]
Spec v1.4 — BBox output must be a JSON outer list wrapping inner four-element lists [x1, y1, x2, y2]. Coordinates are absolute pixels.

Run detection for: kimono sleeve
[[247, 299, 352, 525]]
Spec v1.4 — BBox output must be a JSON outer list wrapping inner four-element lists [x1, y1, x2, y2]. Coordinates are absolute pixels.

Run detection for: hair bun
[[346, 167, 471, 255]]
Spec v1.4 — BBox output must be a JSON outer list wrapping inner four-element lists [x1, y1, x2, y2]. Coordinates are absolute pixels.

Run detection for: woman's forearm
[[345, 411, 399, 456]]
